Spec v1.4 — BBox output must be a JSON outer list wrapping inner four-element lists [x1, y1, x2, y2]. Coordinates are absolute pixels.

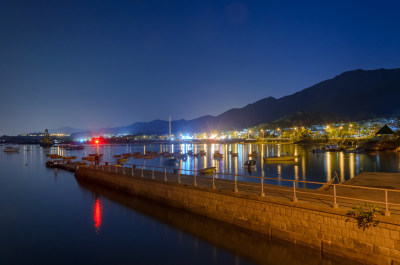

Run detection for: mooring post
[[212, 171, 216, 189], [333, 184, 338, 208], [261, 176, 265, 197], [152, 168, 155, 179], [385, 189, 391, 216], [293, 181, 298, 202], [194, 171, 197, 186], [164, 168, 167, 181]]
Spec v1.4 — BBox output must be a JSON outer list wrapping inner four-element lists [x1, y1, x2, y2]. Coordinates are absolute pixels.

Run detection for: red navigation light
[[95, 139, 99, 144]]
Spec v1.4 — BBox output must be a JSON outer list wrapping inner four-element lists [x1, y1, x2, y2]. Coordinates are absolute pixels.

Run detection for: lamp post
[[260, 129, 264, 138], [277, 128, 280, 138]]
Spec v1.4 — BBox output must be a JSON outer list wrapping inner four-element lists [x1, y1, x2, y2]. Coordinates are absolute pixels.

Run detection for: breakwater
[[75, 166, 400, 264]]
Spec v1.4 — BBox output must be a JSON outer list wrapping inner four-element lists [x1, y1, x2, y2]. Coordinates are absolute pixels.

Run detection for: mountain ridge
[[71, 68, 400, 138]]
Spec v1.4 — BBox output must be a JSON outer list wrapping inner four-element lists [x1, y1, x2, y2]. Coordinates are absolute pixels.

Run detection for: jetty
[[47, 160, 400, 264]]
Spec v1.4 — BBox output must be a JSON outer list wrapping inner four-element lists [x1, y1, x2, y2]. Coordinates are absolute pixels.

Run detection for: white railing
[[78, 162, 399, 216]]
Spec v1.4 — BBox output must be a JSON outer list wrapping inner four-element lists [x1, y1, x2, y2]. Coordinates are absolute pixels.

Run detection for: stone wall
[[76, 167, 400, 265]]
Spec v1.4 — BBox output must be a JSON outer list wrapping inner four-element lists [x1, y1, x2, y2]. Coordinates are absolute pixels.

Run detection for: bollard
[[152, 168, 155, 179], [194, 171, 197, 186], [261, 176, 265, 197], [293, 181, 298, 202], [333, 185, 338, 208], [164, 168, 167, 181], [385, 189, 390, 216], [212, 171, 216, 189], [234, 175, 238, 193]]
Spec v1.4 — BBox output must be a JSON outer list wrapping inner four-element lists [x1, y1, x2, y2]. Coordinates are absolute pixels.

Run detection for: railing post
[[132, 165, 134, 176], [178, 169, 181, 184], [194, 171, 197, 186], [108, 165, 110, 172], [115, 165, 117, 174], [385, 189, 390, 216], [293, 181, 298, 202], [234, 175, 238, 193], [141, 168, 144, 178], [152, 168, 155, 179], [261, 176, 265, 197], [212, 171, 216, 189], [122, 165, 125, 175], [164, 168, 167, 181], [333, 184, 338, 208]]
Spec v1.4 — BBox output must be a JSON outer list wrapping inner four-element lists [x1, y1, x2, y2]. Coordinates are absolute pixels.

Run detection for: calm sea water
[[1, 144, 394, 264], [52, 143, 400, 185]]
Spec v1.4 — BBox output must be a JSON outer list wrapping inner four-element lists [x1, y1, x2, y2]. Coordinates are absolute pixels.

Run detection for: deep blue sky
[[1, 0, 400, 135]]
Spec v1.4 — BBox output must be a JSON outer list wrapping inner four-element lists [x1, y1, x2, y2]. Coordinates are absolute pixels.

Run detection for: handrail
[[79, 161, 400, 216]]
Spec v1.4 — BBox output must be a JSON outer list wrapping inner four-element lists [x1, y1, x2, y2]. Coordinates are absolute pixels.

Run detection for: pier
[[45, 159, 400, 264], [67, 161, 400, 264]]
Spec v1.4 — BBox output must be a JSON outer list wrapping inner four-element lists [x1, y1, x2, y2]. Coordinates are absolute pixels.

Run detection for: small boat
[[231, 152, 238, 157], [132, 152, 140, 155], [82, 156, 95, 161], [122, 153, 131, 158], [4, 146, 19, 153], [143, 156, 154, 160], [47, 154, 62, 159], [263, 156, 298, 162], [117, 158, 127, 163], [62, 156, 77, 160], [244, 160, 256, 169], [66, 145, 84, 150], [199, 167, 216, 174], [113, 155, 122, 158], [199, 150, 206, 156], [249, 152, 258, 157], [213, 151, 223, 158]]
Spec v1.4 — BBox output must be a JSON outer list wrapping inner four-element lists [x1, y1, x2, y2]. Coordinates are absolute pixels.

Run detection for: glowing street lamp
[[260, 129, 264, 138]]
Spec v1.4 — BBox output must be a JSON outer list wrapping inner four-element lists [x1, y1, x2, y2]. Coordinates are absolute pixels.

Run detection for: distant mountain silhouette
[[72, 68, 400, 138]]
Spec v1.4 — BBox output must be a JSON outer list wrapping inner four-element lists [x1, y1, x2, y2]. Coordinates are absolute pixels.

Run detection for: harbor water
[[1, 143, 396, 264]]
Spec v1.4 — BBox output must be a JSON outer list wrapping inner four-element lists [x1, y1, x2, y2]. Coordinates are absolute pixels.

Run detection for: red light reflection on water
[[94, 198, 102, 233]]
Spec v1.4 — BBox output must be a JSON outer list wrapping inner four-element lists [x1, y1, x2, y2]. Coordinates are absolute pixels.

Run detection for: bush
[[346, 203, 384, 231]]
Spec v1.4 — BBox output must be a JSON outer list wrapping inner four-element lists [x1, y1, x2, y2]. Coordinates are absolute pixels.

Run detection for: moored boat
[[4, 146, 19, 153], [199, 167, 216, 174], [263, 155, 298, 162], [244, 160, 256, 169]]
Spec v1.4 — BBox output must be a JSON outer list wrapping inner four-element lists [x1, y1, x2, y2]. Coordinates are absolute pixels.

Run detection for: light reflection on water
[[0, 144, 360, 265], [49, 143, 400, 187]]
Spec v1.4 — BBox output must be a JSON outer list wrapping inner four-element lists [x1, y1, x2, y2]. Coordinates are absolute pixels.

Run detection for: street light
[[260, 129, 264, 138]]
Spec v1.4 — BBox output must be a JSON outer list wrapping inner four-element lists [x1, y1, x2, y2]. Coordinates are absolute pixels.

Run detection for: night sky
[[1, 0, 400, 135]]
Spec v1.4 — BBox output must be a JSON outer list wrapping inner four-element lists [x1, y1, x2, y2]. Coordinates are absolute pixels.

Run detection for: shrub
[[346, 203, 384, 231]]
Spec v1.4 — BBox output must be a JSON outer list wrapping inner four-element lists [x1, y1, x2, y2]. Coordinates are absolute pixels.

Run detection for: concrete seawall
[[75, 167, 400, 264]]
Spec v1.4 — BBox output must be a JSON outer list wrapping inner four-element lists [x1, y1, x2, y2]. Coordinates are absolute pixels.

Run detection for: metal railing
[[78, 162, 400, 216]]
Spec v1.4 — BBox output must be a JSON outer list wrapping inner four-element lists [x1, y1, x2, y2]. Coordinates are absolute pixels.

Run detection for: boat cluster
[[311, 145, 363, 154]]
